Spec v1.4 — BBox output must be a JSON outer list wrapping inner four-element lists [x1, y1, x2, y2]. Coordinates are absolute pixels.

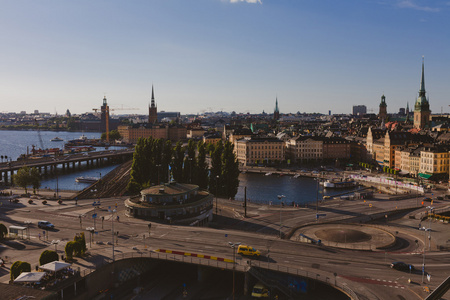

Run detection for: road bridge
[[0, 149, 134, 184]]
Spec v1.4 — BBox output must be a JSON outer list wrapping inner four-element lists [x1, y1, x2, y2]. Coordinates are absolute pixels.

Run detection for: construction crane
[[34, 118, 44, 150], [93, 98, 138, 143]]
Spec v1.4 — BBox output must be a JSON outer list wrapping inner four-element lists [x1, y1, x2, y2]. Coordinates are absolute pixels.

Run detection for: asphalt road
[[1, 186, 450, 300]]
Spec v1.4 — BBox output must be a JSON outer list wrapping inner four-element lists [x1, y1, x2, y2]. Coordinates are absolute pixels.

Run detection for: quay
[[0, 148, 134, 184]]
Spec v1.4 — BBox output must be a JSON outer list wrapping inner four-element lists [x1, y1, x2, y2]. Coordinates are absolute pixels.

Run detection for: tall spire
[[151, 85, 156, 108], [419, 56, 425, 97], [275, 97, 279, 113]]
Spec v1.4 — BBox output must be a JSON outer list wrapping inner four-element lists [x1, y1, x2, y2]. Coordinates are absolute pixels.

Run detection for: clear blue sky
[[1, 0, 449, 115]]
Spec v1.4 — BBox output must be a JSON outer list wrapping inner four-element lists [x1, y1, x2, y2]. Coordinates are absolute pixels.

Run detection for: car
[[436, 196, 443, 200], [390, 262, 415, 272], [237, 245, 261, 257], [38, 221, 55, 229], [423, 197, 432, 202]]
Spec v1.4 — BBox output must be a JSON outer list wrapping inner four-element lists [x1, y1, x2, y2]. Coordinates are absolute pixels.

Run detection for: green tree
[[209, 141, 223, 195], [221, 141, 240, 199], [30, 167, 41, 194], [161, 140, 173, 184], [196, 140, 209, 189], [101, 129, 122, 141], [183, 139, 196, 184], [0, 223, 7, 239], [127, 138, 151, 193], [39, 250, 59, 266], [10, 261, 31, 281], [171, 141, 185, 182], [73, 232, 86, 257], [13, 166, 32, 194], [65, 241, 75, 260]]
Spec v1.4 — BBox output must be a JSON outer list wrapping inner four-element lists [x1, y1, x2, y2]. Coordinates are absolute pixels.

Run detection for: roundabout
[[293, 223, 396, 250]]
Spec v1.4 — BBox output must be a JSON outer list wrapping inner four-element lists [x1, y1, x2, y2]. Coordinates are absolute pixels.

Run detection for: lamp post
[[228, 242, 241, 300], [108, 208, 116, 262], [427, 206, 434, 251], [24, 220, 32, 240], [86, 227, 94, 247], [51, 239, 60, 252], [278, 195, 286, 239], [215, 175, 219, 216], [421, 226, 431, 283]]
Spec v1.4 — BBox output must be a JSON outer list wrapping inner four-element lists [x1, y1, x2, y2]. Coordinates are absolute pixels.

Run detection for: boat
[[75, 177, 99, 183], [322, 178, 357, 189], [50, 137, 63, 142], [293, 174, 300, 178], [265, 172, 272, 176]]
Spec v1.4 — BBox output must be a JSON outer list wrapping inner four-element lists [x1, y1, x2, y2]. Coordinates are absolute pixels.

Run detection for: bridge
[[0, 148, 134, 184]]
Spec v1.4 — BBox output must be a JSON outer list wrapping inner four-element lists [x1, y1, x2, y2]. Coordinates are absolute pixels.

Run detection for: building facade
[[235, 137, 284, 166]]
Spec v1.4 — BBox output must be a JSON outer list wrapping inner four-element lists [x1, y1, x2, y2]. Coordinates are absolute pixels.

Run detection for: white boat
[[265, 172, 272, 176], [293, 174, 300, 178], [75, 176, 99, 183], [50, 137, 63, 142], [322, 178, 357, 189]]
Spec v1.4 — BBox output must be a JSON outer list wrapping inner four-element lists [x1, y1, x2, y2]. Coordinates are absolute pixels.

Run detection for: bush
[[73, 232, 86, 257], [39, 250, 59, 266], [10, 261, 31, 281], [65, 241, 75, 260], [0, 223, 7, 239]]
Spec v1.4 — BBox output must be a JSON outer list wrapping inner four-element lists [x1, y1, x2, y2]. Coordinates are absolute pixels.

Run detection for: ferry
[[50, 137, 64, 142], [75, 177, 99, 183], [322, 178, 357, 189]]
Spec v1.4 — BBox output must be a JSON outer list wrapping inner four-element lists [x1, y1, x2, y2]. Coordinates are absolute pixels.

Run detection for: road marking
[[364, 268, 380, 271]]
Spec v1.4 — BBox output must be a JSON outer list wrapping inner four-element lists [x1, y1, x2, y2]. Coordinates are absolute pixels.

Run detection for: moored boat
[[75, 176, 99, 183], [265, 172, 272, 176], [322, 178, 357, 189], [50, 137, 64, 142]]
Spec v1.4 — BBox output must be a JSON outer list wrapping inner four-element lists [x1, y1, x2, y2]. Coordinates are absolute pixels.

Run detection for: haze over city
[[1, 0, 450, 115]]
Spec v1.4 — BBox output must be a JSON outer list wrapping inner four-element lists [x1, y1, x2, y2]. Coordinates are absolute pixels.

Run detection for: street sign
[[92, 213, 97, 219]]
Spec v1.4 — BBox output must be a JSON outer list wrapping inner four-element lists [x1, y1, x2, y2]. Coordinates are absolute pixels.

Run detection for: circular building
[[125, 181, 214, 226]]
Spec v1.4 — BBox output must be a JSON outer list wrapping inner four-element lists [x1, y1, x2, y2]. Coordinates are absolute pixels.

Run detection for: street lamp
[[278, 195, 286, 239], [51, 239, 60, 252], [24, 220, 32, 240], [420, 226, 431, 283], [108, 208, 117, 262], [216, 175, 219, 216], [86, 227, 94, 247], [228, 242, 241, 300], [426, 206, 434, 251]]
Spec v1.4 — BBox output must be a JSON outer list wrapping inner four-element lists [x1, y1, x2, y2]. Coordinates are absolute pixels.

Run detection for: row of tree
[[127, 138, 240, 199]]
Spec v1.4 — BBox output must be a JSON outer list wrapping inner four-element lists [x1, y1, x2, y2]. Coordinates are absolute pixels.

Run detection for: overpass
[[0, 149, 134, 184], [56, 250, 356, 300]]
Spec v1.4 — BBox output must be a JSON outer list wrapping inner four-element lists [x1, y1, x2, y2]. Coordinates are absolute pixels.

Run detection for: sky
[[1, 0, 450, 116]]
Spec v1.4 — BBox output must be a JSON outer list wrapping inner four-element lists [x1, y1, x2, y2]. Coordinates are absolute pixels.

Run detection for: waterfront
[[0, 130, 101, 161], [236, 172, 361, 205]]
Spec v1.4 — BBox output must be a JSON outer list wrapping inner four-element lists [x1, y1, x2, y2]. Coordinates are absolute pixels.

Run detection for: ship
[[75, 177, 99, 183], [50, 137, 64, 142], [321, 178, 357, 189]]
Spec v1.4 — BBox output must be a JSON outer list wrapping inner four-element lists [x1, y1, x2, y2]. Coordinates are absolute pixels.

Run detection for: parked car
[[423, 197, 432, 202], [38, 221, 55, 229], [390, 262, 415, 272]]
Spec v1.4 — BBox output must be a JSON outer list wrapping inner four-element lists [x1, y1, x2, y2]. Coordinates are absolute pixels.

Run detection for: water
[[0, 130, 100, 161], [0, 130, 119, 191], [236, 173, 360, 205], [1, 130, 359, 201]]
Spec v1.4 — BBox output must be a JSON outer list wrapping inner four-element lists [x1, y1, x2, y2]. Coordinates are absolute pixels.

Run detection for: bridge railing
[[78, 250, 359, 300]]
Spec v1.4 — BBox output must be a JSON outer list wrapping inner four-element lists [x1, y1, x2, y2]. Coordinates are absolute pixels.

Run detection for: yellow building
[[118, 123, 186, 144], [235, 137, 284, 166], [419, 147, 449, 179]]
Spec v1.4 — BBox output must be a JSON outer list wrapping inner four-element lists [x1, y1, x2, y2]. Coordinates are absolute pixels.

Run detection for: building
[[322, 138, 351, 161], [352, 105, 367, 116], [148, 85, 157, 124], [419, 147, 449, 180], [286, 136, 323, 163], [414, 58, 431, 129], [118, 123, 186, 143], [124, 182, 213, 226], [378, 94, 387, 122], [100, 96, 109, 133], [235, 137, 284, 166]]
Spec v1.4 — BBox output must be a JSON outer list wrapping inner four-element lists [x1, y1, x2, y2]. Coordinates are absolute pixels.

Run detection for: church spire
[[273, 97, 280, 121], [151, 85, 156, 108], [419, 56, 425, 98]]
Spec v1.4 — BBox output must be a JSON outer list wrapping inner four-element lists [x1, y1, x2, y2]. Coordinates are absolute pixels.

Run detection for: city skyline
[[1, 0, 450, 115]]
